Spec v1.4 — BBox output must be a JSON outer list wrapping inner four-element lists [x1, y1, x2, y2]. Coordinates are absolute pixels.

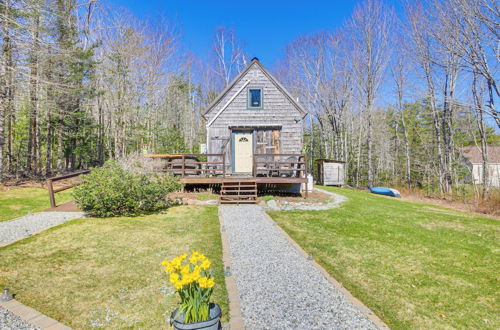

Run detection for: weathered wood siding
[[317, 161, 345, 185], [205, 62, 304, 172]]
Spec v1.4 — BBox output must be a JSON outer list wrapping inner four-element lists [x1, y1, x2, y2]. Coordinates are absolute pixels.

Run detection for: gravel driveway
[[0, 212, 84, 246], [220, 205, 378, 330]]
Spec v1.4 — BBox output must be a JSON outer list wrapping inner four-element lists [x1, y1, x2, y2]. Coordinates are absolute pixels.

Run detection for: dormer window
[[248, 88, 263, 109]]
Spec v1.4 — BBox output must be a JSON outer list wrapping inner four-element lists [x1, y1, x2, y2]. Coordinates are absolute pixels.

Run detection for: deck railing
[[253, 154, 306, 178], [145, 154, 226, 178], [145, 153, 306, 179], [47, 170, 90, 208]]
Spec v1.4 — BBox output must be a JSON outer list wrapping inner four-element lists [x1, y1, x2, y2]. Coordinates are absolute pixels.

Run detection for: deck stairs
[[219, 179, 257, 204]]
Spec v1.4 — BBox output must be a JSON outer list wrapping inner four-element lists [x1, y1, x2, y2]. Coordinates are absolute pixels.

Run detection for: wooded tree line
[[0, 0, 498, 197], [277, 0, 499, 196], [0, 0, 247, 181]]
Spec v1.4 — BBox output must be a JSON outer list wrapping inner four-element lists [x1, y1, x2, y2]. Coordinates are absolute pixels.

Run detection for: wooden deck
[[146, 153, 309, 198], [179, 176, 307, 184]]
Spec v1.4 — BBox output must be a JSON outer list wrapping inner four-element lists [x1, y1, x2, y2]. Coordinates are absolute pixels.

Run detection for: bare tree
[[0, 0, 12, 180], [211, 26, 247, 89], [390, 33, 412, 188], [434, 0, 499, 195], [348, 0, 394, 187]]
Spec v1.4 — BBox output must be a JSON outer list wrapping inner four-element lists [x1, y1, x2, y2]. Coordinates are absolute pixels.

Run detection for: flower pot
[[171, 303, 221, 330]]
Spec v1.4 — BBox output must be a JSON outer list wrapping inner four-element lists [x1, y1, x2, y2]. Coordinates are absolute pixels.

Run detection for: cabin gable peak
[[203, 58, 306, 126]]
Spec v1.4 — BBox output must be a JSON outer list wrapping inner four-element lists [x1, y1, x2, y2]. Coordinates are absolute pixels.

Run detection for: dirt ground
[[1, 180, 45, 190], [1, 177, 84, 191], [400, 192, 500, 220], [258, 190, 331, 203]]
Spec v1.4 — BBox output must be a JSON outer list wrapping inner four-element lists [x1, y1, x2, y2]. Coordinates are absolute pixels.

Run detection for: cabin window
[[248, 88, 263, 109], [256, 129, 280, 153]]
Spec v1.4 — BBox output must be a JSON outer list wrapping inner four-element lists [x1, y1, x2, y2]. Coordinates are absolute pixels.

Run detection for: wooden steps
[[220, 180, 257, 204]]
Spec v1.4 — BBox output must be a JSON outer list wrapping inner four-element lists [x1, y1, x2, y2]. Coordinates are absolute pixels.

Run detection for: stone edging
[[0, 299, 71, 329], [218, 209, 245, 330], [261, 211, 390, 330]]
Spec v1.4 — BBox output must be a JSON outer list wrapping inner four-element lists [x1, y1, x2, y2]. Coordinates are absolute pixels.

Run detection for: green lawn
[[0, 205, 229, 329], [0, 187, 73, 222], [269, 186, 499, 330], [195, 192, 218, 201]]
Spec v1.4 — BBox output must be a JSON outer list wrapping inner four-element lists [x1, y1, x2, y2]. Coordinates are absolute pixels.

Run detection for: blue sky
[[108, 0, 401, 68]]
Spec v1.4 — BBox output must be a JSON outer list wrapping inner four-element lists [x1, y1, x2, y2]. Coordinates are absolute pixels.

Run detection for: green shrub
[[73, 161, 183, 217], [262, 195, 275, 202]]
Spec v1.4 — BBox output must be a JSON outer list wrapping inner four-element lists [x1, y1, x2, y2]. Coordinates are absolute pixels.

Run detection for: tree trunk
[[27, 10, 41, 175], [400, 112, 411, 188], [472, 71, 489, 197], [366, 102, 373, 187], [56, 115, 64, 171], [0, 0, 12, 181]]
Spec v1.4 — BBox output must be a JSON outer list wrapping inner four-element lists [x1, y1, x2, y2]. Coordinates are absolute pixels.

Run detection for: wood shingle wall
[[204, 60, 305, 172]]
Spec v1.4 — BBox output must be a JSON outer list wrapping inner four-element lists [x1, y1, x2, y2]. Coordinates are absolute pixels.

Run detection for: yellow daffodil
[[163, 261, 174, 273], [198, 277, 215, 289], [174, 281, 183, 290], [169, 272, 179, 284], [180, 265, 190, 275], [171, 257, 182, 270], [200, 259, 211, 270], [191, 266, 201, 281], [181, 273, 194, 286]]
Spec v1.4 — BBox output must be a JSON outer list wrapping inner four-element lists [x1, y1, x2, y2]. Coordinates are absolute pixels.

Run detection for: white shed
[[315, 159, 345, 186]]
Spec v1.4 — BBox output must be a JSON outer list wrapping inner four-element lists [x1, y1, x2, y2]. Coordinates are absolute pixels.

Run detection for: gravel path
[[263, 187, 348, 211], [220, 205, 377, 330], [0, 212, 84, 245], [0, 306, 40, 330]]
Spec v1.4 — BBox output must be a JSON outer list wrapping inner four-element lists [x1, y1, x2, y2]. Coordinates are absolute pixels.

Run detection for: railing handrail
[[46, 170, 90, 208], [252, 153, 306, 178], [145, 153, 224, 158], [147, 153, 226, 178], [47, 170, 90, 182], [253, 153, 306, 157]]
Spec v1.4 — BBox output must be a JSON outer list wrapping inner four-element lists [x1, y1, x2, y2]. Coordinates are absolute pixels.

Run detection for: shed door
[[233, 131, 253, 173]]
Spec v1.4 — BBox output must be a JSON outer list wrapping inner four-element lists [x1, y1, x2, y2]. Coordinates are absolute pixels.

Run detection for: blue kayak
[[369, 187, 401, 197]]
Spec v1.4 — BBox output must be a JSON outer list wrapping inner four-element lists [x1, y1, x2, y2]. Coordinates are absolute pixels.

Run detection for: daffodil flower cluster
[[162, 251, 215, 290], [162, 251, 216, 323]]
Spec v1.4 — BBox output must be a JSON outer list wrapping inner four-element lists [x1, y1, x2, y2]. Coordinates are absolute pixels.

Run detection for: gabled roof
[[202, 58, 307, 121], [458, 146, 500, 164]]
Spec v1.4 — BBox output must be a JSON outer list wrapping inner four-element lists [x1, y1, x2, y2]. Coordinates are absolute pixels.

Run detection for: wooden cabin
[[147, 58, 309, 203], [203, 57, 307, 173]]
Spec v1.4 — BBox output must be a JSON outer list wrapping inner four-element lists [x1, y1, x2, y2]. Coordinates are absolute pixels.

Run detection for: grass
[[261, 195, 275, 202], [0, 205, 229, 329], [269, 186, 500, 330], [0, 187, 73, 222], [195, 192, 218, 201]]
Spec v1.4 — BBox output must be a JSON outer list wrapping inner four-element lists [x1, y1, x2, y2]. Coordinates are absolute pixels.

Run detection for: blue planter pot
[[171, 303, 221, 330]]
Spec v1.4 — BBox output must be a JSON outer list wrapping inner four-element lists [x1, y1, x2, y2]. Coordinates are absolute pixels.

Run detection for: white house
[[459, 146, 500, 188]]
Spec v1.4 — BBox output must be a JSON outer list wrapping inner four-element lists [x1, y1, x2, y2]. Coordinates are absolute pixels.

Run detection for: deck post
[[181, 154, 185, 178], [47, 179, 56, 208], [252, 155, 256, 177], [304, 153, 308, 198], [222, 155, 226, 178]]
